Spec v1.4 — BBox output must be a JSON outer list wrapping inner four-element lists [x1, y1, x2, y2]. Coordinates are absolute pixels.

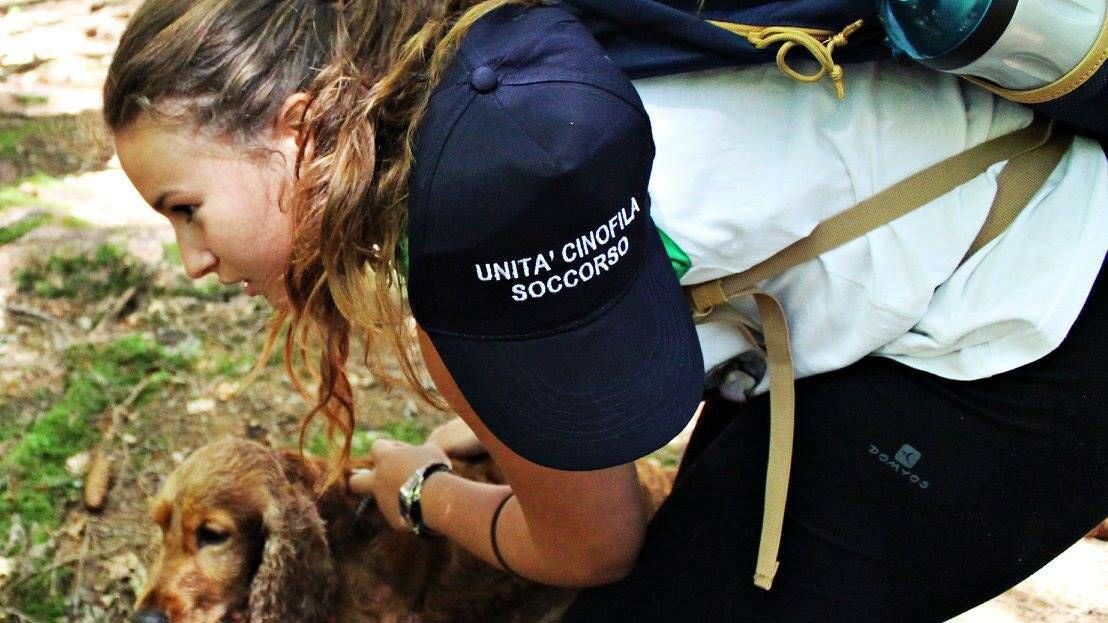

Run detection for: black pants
[[564, 264, 1106, 622]]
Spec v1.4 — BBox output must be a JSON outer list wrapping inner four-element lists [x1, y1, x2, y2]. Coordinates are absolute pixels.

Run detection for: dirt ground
[[0, 1, 1104, 622]]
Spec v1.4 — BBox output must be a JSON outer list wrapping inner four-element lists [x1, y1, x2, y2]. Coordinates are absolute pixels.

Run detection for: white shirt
[[634, 60, 1107, 387]]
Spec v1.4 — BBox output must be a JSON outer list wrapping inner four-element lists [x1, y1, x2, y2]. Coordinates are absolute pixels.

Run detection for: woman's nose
[[180, 244, 217, 280]]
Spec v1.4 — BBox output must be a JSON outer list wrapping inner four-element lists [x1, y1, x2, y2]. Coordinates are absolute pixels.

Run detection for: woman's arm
[[413, 327, 650, 587]]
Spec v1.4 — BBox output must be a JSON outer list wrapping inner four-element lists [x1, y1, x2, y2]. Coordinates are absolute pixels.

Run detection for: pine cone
[[83, 450, 113, 511]]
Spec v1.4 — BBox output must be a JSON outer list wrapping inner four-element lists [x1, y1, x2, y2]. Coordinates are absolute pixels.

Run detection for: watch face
[[399, 473, 420, 521], [400, 479, 417, 499]]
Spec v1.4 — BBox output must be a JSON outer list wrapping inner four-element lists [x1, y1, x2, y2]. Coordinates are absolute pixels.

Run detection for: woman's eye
[[196, 526, 229, 548], [170, 205, 196, 223]]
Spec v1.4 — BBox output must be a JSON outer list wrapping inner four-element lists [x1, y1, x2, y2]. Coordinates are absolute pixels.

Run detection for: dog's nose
[[131, 610, 170, 623]]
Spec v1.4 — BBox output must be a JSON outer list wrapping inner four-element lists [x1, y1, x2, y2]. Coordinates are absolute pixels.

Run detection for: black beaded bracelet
[[490, 491, 521, 579]]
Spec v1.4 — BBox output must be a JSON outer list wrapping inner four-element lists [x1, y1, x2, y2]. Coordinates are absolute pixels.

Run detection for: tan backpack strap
[[746, 289, 793, 589], [962, 129, 1074, 263], [687, 116, 1055, 315]]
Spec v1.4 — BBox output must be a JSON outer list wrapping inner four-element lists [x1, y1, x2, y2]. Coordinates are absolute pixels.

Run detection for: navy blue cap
[[407, 5, 704, 471]]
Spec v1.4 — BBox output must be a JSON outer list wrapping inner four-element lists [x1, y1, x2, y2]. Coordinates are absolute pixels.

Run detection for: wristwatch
[[398, 461, 452, 537]]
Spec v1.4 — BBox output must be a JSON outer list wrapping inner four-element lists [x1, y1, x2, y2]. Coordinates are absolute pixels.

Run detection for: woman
[[104, 0, 1106, 620]]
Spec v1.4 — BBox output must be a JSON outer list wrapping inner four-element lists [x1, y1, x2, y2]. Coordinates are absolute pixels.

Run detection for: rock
[[0, 556, 14, 587], [186, 398, 215, 414], [66, 450, 91, 475]]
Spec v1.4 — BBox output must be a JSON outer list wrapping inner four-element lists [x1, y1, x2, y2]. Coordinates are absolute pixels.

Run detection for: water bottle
[[878, 0, 1107, 90]]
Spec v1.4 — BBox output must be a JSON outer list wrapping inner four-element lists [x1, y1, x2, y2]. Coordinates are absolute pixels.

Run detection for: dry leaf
[[215, 381, 237, 401], [104, 552, 141, 581], [62, 516, 87, 539]]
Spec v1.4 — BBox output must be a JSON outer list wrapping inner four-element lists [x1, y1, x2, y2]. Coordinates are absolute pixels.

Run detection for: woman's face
[[115, 114, 298, 307]]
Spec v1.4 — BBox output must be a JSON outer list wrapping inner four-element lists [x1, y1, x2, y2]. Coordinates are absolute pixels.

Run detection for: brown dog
[[131, 434, 675, 623]]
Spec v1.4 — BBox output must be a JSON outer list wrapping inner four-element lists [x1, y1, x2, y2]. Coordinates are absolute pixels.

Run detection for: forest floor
[[0, 1, 1104, 622]]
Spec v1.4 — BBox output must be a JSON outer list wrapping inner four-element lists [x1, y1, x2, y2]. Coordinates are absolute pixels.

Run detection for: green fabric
[[656, 225, 692, 280], [396, 224, 691, 281], [397, 236, 410, 279]]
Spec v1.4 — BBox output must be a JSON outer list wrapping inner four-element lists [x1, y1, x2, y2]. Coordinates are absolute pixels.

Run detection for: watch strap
[[398, 461, 452, 537]]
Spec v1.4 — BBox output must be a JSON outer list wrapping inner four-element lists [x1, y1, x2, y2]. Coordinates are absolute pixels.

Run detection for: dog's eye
[[196, 526, 229, 548]]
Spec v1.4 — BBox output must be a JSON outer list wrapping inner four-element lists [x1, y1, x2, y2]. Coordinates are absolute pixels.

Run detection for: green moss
[[0, 118, 57, 162], [163, 241, 181, 265], [0, 186, 41, 211], [305, 431, 329, 456], [190, 276, 242, 302], [0, 404, 22, 445], [215, 353, 255, 377], [154, 274, 242, 302], [7, 566, 72, 621], [648, 445, 682, 469], [0, 125, 25, 161], [304, 424, 427, 459], [0, 175, 59, 212], [0, 211, 49, 245], [15, 243, 152, 301], [58, 214, 91, 229], [378, 419, 430, 445], [13, 93, 49, 107]]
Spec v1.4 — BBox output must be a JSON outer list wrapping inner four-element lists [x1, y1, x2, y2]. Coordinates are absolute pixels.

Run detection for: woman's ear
[[274, 92, 312, 149], [271, 91, 314, 212]]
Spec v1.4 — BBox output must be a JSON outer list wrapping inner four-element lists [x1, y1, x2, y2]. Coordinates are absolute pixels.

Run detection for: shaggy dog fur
[[131, 436, 675, 623]]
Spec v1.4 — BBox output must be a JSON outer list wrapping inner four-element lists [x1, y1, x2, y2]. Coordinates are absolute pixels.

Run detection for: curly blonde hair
[[104, 0, 542, 484]]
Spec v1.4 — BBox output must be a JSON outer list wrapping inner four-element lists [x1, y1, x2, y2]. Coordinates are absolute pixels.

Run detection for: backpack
[[559, 0, 1093, 590]]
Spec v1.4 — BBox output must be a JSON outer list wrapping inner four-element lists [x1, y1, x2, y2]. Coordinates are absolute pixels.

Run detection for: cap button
[[470, 66, 498, 93]]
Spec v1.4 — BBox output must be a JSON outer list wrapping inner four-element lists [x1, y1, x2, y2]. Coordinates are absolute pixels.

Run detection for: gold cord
[[708, 19, 865, 99]]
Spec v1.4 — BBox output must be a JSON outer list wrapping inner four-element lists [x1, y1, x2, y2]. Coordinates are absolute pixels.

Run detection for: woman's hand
[[347, 439, 452, 531], [428, 416, 486, 458]]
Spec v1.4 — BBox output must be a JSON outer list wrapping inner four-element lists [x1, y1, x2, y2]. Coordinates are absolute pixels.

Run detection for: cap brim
[[425, 230, 704, 471]]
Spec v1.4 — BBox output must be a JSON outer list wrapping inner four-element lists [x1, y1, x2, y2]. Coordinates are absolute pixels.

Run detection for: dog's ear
[[272, 449, 322, 489], [247, 474, 337, 622]]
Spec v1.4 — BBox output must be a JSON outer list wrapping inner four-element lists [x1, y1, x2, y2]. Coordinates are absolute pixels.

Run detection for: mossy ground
[[1, 335, 192, 620], [15, 243, 150, 301], [0, 112, 113, 184]]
